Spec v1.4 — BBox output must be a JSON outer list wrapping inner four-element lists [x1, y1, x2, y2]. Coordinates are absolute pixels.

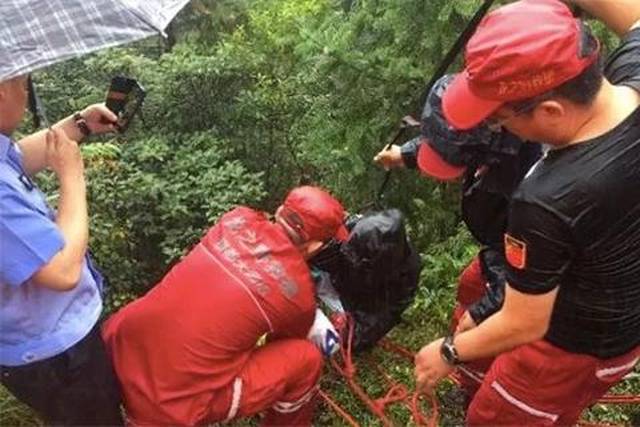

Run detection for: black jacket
[[402, 135, 541, 323]]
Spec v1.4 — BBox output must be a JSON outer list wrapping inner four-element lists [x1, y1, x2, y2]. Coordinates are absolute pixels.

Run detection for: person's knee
[[274, 339, 323, 389], [466, 385, 508, 426], [292, 340, 323, 376], [467, 380, 558, 426]]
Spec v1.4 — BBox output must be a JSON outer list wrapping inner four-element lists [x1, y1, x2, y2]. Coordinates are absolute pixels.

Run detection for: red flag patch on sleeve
[[504, 234, 527, 269]]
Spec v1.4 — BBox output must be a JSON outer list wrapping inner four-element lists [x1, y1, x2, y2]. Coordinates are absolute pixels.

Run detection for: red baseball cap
[[443, 0, 600, 130], [280, 186, 349, 242], [416, 138, 466, 181]]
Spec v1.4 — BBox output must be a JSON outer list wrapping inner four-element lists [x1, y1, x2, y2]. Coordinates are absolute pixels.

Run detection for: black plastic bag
[[312, 209, 421, 352]]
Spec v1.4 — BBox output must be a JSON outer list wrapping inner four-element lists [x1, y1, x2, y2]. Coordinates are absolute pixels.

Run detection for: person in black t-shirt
[[374, 73, 541, 396], [414, 0, 640, 425]]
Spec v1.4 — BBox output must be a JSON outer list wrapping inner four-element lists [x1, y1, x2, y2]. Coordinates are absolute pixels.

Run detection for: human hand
[[455, 310, 478, 334], [414, 338, 454, 394], [373, 145, 404, 170], [308, 308, 341, 357], [78, 103, 118, 135], [45, 128, 84, 183]]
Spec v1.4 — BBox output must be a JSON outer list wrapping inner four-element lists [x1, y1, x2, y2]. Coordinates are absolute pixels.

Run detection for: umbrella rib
[[113, 0, 168, 37]]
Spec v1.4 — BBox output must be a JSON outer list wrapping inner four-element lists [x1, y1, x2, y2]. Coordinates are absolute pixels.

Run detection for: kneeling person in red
[[103, 186, 348, 426]]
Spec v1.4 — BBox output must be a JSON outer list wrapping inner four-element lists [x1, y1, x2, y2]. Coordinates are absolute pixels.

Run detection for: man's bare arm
[[18, 115, 84, 175], [30, 130, 88, 291], [570, 0, 640, 37], [18, 104, 116, 176], [453, 284, 558, 361]]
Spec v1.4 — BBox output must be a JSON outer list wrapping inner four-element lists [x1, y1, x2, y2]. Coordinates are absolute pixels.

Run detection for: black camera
[[105, 76, 146, 132]]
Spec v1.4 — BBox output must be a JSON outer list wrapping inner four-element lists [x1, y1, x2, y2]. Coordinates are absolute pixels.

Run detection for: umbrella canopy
[[0, 0, 190, 82]]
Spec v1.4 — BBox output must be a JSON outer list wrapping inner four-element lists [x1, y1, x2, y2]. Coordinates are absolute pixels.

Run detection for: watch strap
[[73, 112, 91, 138], [440, 334, 461, 366]]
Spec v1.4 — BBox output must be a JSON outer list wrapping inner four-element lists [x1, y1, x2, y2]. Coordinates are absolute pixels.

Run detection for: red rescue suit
[[103, 207, 322, 426]]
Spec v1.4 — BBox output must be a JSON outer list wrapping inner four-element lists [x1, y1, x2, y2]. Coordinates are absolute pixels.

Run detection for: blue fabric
[[0, 134, 103, 366]]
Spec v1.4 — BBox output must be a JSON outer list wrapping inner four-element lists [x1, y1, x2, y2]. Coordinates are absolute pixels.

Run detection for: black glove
[[468, 247, 507, 324]]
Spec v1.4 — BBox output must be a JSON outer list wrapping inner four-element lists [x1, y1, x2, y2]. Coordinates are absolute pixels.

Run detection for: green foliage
[[583, 372, 640, 426], [409, 224, 477, 327], [4, 0, 638, 425], [85, 132, 266, 303], [0, 386, 42, 427]]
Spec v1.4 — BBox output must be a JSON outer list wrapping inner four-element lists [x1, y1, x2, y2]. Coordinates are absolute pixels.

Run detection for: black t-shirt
[[505, 28, 640, 359]]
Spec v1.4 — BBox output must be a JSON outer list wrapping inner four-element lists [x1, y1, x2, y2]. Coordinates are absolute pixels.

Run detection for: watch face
[[442, 344, 454, 363], [441, 337, 459, 365]]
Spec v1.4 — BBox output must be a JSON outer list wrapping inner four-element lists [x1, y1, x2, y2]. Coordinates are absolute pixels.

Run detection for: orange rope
[[324, 316, 438, 426], [370, 355, 438, 427], [577, 422, 622, 427], [412, 392, 440, 427], [318, 389, 361, 427], [597, 394, 640, 404]]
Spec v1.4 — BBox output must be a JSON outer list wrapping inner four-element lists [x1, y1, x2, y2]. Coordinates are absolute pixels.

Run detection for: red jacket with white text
[[103, 207, 316, 425]]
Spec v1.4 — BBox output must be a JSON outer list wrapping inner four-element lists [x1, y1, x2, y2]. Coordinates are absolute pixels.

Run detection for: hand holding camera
[[78, 104, 118, 136], [105, 76, 146, 132]]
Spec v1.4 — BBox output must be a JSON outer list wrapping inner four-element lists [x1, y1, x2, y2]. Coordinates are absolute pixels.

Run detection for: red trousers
[[467, 340, 640, 426], [207, 339, 323, 426], [452, 256, 640, 426]]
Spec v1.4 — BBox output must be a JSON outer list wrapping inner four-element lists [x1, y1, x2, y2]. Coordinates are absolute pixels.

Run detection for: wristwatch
[[73, 112, 91, 138], [440, 335, 461, 366]]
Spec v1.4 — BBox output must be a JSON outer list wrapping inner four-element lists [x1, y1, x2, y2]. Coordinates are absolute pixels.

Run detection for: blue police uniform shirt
[[0, 133, 103, 366]]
